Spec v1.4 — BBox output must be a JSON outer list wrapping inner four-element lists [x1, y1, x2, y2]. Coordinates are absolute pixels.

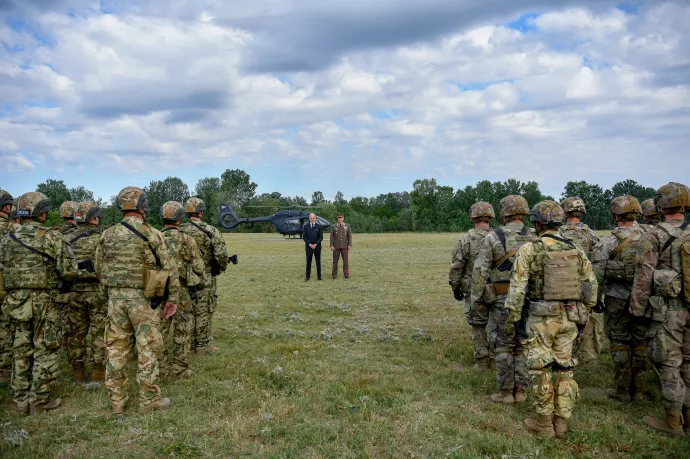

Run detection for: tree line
[[31, 172, 657, 233]]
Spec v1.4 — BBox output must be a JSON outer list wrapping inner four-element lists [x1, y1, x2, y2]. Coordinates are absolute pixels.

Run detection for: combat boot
[[91, 365, 105, 383], [170, 369, 194, 381], [488, 358, 497, 371], [112, 404, 125, 417], [489, 390, 514, 405], [30, 397, 63, 415], [683, 408, 690, 435], [606, 388, 631, 402], [514, 386, 527, 404], [553, 416, 567, 438], [195, 345, 220, 355], [14, 402, 29, 416], [473, 357, 490, 371], [524, 414, 556, 437], [643, 410, 684, 437], [140, 397, 171, 414], [72, 362, 86, 383]]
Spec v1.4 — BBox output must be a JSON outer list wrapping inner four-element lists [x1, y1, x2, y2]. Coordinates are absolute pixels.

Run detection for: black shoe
[[345, 276, 350, 279], [318, 277, 322, 281], [332, 276, 336, 280], [305, 278, 310, 282]]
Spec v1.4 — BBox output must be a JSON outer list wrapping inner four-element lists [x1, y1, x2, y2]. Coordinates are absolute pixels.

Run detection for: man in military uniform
[[0, 189, 20, 383], [57, 200, 80, 343], [0, 192, 78, 414], [58, 201, 79, 236], [64, 201, 108, 383], [181, 197, 228, 354], [330, 213, 353, 279], [630, 182, 690, 436], [449, 201, 496, 370], [96, 186, 180, 415], [559, 197, 601, 363], [505, 201, 598, 438], [159, 201, 204, 379], [591, 196, 648, 402], [641, 198, 662, 231], [472, 195, 535, 404]]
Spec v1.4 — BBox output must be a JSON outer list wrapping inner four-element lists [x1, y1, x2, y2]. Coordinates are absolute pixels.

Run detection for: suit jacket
[[302, 222, 323, 246]]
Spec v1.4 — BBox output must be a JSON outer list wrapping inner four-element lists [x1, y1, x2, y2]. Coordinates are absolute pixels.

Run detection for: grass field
[[1, 232, 688, 458]]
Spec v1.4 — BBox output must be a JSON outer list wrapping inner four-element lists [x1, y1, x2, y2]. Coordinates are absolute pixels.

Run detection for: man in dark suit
[[302, 213, 323, 281]]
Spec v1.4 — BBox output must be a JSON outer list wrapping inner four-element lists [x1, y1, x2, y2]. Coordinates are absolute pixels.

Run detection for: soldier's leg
[[12, 319, 33, 409], [575, 315, 598, 363], [171, 291, 193, 376], [208, 277, 217, 343], [193, 276, 213, 349], [604, 297, 633, 399], [467, 299, 490, 364], [157, 306, 172, 376], [524, 313, 558, 436], [89, 288, 108, 379], [30, 291, 62, 408], [0, 300, 13, 381], [128, 295, 163, 408], [105, 295, 134, 410], [552, 314, 578, 424], [67, 293, 89, 379], [630, 317, 650, 400], [493, 299, 515, 391], [332, 249, 340, 279], [342, 249, 349, 278]]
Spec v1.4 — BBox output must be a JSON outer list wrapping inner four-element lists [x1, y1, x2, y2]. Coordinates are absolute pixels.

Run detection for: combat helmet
[[117, 186, 148, 212], [59, 201, 79, 219], [185, 197, 206, 215], [75, 201, 101, 224], [561, 196, 586, 215], [470, 201, 495, 220], [654, 182, 689, 213], [529, 200, 565, 225], [500, 195, 529, 218], [641, 199, 661, 222], [610, 195, 642, 217], [17, 192, 52, 219], [161, 201, 185, 223], [0, 189, 13, 208]]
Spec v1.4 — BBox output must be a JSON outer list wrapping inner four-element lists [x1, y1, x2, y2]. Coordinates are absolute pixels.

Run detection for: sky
[[0, 0, 689, 202]]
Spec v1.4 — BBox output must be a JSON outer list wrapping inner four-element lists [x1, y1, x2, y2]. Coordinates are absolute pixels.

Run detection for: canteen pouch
[[653, 269, 681, 298], [530, 300, 561, 317], [143, 268, 169, 300], [483, 283, 496, 304], [682, 241, 690, 303], [0, 272, 6, 300], [649, 296, 668, 323], [565, 302, 588, 325]]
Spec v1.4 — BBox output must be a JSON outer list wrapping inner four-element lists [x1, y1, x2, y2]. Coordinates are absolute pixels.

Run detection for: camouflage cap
[[561, 196, 586, 215], [500, 195, 529, 218], [610, 195, 642, 216], [75, 201, 101, 223], [17, 191, 52, 219], [59, 201, 79, 219], [654, 182, 689, 211], [470, 201, 495, 219], [161, 201, 185, 222], [184, 197, 206, 215], [117, 186, 148, 212], [529, 200, 565, 225], [0, 188, 13, 207], [641, 199, 661, 220]]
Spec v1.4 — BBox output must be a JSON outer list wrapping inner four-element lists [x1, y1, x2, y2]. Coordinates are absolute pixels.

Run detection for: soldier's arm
[[448, 239, 465, 289], [578, 251, 598, 311], [329, 227, 335, 247], [505, 244, 531, 324], [590, 238, 609, 297], [629, 234, 658, 317], [210, 226, 229, 272], [470, 236, 493, 305], [347, 226, 352, 247]]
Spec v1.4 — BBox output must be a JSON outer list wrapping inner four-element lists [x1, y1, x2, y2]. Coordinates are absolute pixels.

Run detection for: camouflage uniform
[[159, 201, 204, 378], [57, 201, 79, 343], [506, 200, 598, 438], [641, 198, 661, 232], [472, 195, 535, 402], [0, 189, 20, 381], [181, 198, 228, 352], [0, 192, 78, 413], [97, 187, 180, 413]]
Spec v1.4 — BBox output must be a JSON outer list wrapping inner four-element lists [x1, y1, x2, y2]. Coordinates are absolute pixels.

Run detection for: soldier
[[472, 195, 535, 404], [449, 201, 496, 370], [0, 192, 78, 414], [505, 200, 597, 438], [181, 197, 228, 354], [330, 213, 353, 279], [630, 182, 690, 436], [96, 186, 180, 415], [57, 200, 79, 340], [58, 201, 79, 236], [159, 201, 204, 379], [0, 189, 20, 383], [559, 196, 602, 364], [641, 198, 662, 231], [591, 196, 648, 402], [65, 201, 108, 383]]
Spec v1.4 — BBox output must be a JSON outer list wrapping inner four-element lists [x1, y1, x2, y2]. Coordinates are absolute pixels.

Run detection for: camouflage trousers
[[192, 275, 217, 349], [4, 289, 61, 407], [526, 308, 579, 419], [65, 285, 108, 369], [489, 297, 529, 391], [575, 312, 605, 363], [604, 296, 649, 394], [105, 287, 163, 409], [1, 297, 13, 374], [464, 298, 495, 361], [646, 305, 690, 412], [158, 286, 193, 376]]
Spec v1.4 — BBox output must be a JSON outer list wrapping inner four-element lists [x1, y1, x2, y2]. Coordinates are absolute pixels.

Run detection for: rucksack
[[605, 228, 645, 284]]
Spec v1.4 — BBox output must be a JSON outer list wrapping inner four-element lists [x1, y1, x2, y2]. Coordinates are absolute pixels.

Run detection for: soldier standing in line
[[159, 201, 204, 379], [505, 200, 597, 438], [181, 197, 228, 354], [0, 192, 78, 414], [97, 186, 179, 415], [641, 199, 662, 232], [591, 196, 648, 402], [559, 197, 601, 364], [57, 201, 80, 341], [58, 201, 79, 236], [330, 213, 352, 279], [472, 195, 535, 404], [630, 182, 690, 436], [65, 201, 108, 383], [0, 189, 20, 384], [449, 202, 496, 370]]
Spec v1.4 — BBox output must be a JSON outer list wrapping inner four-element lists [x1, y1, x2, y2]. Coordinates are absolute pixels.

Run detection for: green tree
[[311, 191, 325, 205], [562, 181, 612, 230], [194, 177, 221, 225], [145, 177, 190, 227], [220, 169, 258, 209], [36, 179, 71, 209], [69, 186, 96, 203], [611, 179, 656, 204]]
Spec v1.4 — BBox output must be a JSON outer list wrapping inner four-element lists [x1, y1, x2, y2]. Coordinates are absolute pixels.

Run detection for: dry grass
[[0, 232, 687, 458]]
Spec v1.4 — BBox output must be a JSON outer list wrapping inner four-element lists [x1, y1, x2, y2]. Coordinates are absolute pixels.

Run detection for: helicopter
[[218, 204, 331, 237]]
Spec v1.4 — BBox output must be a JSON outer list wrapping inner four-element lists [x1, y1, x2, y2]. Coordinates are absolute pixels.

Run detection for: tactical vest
[[559, 224, 594, 256], [543, 245, 581, 301], [70, 226, 101, 281], [489, 225, 533, 285], [162, 228, 192, 283], [99, 222, 158, 289], [1, 227, 61, 289], [654, 222, 690, 303], [604, 228, 645, 284]]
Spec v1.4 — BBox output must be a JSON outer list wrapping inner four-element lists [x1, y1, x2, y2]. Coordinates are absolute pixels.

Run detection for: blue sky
[[1, 1, 689, 202]]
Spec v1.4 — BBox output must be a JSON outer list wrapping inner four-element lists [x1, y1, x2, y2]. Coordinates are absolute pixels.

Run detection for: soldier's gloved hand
[[77, 259, 96, 273], [453, 288, 465, 301], [164, 302, 177, 319]]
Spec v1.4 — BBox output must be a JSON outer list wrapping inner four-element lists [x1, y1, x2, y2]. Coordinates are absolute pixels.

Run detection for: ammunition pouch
[[5, 290, 32, 321], [649, 296, 668, 322], [529, 300, 562, 317], [492, 282, 510, 296], [143, 268, 169, 300], [565, 302, 588, 325], [653, 269, 681, 298]]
